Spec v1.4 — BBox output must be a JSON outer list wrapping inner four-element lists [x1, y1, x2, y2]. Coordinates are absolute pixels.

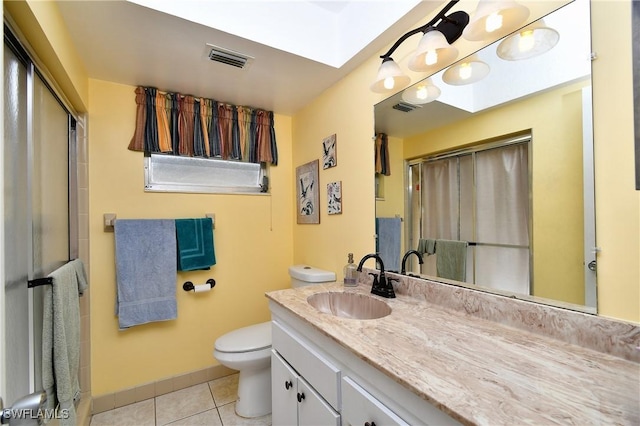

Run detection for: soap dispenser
[[343, 253, 357, 287]]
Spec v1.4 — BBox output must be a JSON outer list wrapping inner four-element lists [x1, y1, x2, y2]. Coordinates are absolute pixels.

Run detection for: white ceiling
[[56, 0, 441, 115]]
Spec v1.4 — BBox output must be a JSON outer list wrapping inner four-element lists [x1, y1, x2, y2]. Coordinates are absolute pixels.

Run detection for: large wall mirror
[[374, 0, 597, 313]]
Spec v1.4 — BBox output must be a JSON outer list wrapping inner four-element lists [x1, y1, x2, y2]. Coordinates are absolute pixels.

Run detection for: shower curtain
[[419, 143, 530, 294]]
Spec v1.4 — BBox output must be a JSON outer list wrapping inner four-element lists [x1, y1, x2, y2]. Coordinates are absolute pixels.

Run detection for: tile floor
[[90, 374, 272, 426]]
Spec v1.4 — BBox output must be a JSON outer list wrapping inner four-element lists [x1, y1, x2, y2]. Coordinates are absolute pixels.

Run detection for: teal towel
[[435, 239, 468, 281], [176, 218, 216, 271]]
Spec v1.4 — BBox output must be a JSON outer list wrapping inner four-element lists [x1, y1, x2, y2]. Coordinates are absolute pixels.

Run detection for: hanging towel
[[435, 239, 468, 281], [115, 219, 177, 330], [42, 259, 88, 426], [175, 218, 216, 271], [416, 238, 437, 256], [376, 217, 402, 272]]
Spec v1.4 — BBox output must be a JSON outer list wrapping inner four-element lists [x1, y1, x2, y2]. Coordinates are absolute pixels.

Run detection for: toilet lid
[[215, 321, 272, 353]]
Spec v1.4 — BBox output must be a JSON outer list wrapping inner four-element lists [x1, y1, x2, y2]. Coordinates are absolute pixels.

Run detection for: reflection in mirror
[[374, 0, 597, 312]]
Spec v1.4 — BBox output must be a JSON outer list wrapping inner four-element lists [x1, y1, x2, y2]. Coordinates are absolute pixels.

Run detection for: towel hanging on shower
[[42, 259, 88, 426]]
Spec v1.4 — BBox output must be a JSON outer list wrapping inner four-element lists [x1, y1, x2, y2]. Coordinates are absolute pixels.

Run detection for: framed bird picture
[[327, 181, 342, 215], [322, 134, 337, 169], [296, 160, 320, 224]]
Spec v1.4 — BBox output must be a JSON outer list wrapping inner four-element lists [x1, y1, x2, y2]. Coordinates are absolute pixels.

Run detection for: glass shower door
[[3, 36, 31, 407]]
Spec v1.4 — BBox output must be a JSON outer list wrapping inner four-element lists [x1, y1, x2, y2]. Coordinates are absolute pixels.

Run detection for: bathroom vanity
[[266, 274, 640, 425]]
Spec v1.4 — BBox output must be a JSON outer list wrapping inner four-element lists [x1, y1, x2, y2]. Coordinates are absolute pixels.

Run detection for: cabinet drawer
[[272, 320, 340, 409], [342, 376, 410, 426], [298, 376, 340, 426]]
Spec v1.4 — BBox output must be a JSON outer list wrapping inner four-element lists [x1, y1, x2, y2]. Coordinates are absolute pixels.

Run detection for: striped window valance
[[128, 86, 278, 165]]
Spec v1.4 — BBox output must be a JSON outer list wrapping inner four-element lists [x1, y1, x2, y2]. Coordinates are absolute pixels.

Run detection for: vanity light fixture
[[402, 78, 441, 104], [370, 0, 469, 93], [462, 0, 530, 42], [442, 54, 490, 85], [496, 19, 559, 61], [407, 28, 459, 74]]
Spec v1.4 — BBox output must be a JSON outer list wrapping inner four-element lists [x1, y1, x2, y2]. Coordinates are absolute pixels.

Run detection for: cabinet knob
[[364, 422, 376, 426], [296, 392, 305, 403], [285, 380, 293, 390]]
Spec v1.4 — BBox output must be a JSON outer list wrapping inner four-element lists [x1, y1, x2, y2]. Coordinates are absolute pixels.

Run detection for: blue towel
[[376, 217, 402, 272], [114, 219, 177, 330], [175, 218, 216, 271]]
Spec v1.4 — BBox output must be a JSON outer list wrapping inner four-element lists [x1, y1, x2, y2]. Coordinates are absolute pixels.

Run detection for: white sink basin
[[307, 291, 391, 320]]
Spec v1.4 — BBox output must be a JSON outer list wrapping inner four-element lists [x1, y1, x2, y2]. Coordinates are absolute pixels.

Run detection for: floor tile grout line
[[207, 380, 226, 426], [155, 383, 218, 426]]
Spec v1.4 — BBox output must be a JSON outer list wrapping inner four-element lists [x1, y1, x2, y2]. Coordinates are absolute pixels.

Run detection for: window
[[144, 153, 268, 194]]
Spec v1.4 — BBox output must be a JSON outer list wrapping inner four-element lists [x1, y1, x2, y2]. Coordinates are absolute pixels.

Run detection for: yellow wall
[[4, 0, 88, 112], [590, 0, 640, 322], [88, 79, 294, 394], [291, 62, 378, 274], [375, 136, 406, 260], [402, 82, 586, 305]]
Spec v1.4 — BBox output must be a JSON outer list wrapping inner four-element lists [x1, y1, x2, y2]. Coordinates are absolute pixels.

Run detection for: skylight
[[126, 0, 422, 68]]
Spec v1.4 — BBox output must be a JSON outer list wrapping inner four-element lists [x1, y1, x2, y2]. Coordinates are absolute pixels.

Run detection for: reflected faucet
[[356, 253, 396, 298], [401, 250, 424, 276]]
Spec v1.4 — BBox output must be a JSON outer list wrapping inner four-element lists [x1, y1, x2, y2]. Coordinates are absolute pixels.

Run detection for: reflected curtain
[[375, 133, 390, 176], [418, 143, 529, 293], [420, 158, 459, 278], [474, 144, 529, 294], [128, 86, 278, 165]]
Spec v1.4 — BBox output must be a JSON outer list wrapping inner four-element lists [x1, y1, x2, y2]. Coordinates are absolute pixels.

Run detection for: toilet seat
[[214, 321, 271, 354]]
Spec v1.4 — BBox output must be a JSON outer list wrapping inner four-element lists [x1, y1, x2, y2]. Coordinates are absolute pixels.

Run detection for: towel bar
[[27, 259, 78, 288], [183, 278, 216, 292], [104, 213, 216, 231], [28, 277, 53, 288]]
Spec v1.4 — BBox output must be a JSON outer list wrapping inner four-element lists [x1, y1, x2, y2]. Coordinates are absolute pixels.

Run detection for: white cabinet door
[[298, 377, 340, 426], [271, 350, 299, 426], [342, 377, 410, 426]]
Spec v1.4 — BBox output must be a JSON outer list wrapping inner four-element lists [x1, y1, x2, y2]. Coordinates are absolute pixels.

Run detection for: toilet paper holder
[[183, 278, 216, 292]]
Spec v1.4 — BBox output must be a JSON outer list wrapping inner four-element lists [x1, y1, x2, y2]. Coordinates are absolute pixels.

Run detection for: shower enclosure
[[2, 26, 77, 416]]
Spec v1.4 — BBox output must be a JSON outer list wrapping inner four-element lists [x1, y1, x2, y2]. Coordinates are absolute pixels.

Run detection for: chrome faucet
[[401, 250, 424, 276], [356, 253, 396, 298]]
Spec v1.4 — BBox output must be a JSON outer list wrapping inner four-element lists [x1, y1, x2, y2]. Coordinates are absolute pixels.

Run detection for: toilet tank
[[289, 265, 336, 288]]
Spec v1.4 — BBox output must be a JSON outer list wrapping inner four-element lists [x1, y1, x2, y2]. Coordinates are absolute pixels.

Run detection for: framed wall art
[[296, 159, 320, 224], [327, 181, 342, 215], [322, 134, 337, 169]]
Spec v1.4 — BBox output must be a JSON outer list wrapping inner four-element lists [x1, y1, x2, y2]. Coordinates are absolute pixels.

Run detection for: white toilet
[[213, 265, 336, 418]]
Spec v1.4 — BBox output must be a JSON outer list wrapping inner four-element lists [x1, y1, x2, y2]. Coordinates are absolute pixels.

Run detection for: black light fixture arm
[[379, 0, 468, 60]]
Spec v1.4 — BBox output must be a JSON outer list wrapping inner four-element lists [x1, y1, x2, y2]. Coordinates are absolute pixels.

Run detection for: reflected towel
[[435, 239, 468, 281], [42, 259, 88, 426], [376, 217, 402, 272], [115, 219, 177, 330], [176, 218, 216, 271], [417, 239, 437, 256]]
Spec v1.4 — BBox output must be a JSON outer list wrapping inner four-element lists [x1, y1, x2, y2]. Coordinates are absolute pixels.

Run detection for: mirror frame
[[633, 0, 640, 190]]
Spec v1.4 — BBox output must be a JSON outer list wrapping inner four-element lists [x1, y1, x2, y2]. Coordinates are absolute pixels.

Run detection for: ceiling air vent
[[392, 102, 422, 112], [205, 44, 254, 69]]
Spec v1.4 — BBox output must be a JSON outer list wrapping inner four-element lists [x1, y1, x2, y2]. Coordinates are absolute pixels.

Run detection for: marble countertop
[[266, 282, 640, 425]]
